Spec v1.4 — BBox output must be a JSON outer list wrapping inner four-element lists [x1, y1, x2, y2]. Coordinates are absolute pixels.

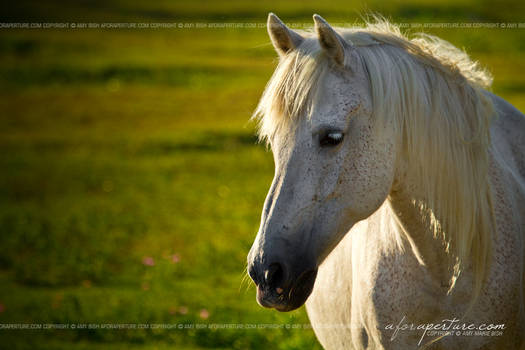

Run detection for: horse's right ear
[[267, 13, 304, 56]]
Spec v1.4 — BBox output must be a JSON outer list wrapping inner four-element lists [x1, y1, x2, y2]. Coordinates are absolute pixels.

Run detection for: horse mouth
[[257, 268, 318, 312]]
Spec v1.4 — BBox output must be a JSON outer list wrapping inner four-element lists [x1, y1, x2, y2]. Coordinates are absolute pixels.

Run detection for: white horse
[[247, 13, 525, 349]]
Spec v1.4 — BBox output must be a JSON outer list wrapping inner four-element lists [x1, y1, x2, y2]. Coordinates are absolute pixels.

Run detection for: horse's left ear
[[267, 13, 304, 56], [313, 14, 350, 66]]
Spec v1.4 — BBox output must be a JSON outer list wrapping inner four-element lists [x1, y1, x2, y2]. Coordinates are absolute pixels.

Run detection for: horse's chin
[[286, 268, 318, 310]]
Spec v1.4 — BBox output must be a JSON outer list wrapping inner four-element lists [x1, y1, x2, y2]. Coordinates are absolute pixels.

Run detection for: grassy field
[[0, 0, 524, 349]]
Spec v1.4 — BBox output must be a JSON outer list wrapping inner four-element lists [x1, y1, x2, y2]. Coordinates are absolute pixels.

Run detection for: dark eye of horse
[[319, 132, 344, 147]]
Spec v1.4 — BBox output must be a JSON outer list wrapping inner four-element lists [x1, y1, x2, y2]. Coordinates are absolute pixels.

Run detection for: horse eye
[[319, 132, 344, 147]]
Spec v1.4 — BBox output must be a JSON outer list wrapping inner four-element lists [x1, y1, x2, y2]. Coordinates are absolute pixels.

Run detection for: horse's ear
[[313, 14, 348, 66], [267, 13, 304, 56]]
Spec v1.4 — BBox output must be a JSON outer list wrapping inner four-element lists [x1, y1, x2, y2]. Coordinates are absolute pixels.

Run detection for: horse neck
[[387, 170, 456, 289]]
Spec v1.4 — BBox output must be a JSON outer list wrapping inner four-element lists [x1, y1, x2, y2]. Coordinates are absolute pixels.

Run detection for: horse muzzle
[[249, 260, 318, 312]]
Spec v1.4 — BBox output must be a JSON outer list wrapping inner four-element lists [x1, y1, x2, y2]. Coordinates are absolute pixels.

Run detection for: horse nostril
[[264, 262, 284, 288]]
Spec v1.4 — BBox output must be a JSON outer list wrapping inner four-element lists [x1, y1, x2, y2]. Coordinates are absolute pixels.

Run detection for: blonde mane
[[253, 19, 496, 302]]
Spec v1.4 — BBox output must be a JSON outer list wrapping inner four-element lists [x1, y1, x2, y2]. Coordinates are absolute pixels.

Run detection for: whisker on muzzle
[[239, 266, 253, 293]]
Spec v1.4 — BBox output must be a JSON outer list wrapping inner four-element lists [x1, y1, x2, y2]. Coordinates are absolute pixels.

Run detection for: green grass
[[0, 0, 524, 349]]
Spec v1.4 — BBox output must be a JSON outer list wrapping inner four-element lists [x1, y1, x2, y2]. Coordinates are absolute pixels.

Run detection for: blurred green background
[[0, 0, 523, 349]]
